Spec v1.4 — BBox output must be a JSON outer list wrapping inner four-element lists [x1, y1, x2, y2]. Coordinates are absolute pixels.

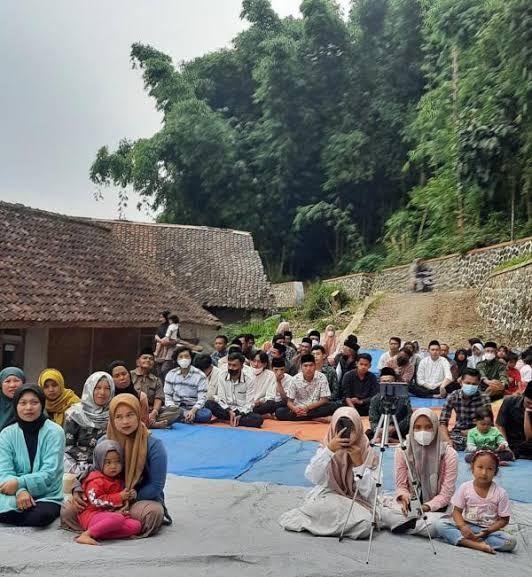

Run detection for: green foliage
[[492, 254, 532, 274], [90, 0, 532, 278], [302, 283, 350, 320], [225, 314, 282, 346], [351, 253, 386, 273]]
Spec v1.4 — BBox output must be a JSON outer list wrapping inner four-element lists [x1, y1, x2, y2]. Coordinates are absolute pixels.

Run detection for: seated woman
[[279, 407, 414, 538], [64, 372, 115, 475], [108, 361, 150, 426], [0, 367, 25, 433], [390, 408, 458, 536], [38, 368, 80, 427], [0, 384, 65, 527], [61, 393, 169, 537]]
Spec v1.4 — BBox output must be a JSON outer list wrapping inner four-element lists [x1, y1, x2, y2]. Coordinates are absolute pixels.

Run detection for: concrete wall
[[23, 327, 49, 382], [319, 236, 532, 299], [271, 282, 305, 309], [477, 262, 532, 348]]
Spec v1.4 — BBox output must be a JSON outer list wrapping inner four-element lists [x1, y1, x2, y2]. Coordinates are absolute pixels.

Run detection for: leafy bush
[[351, 253, 385, 273], [302, 283, 350, 321], [224, 314, 282, 346]]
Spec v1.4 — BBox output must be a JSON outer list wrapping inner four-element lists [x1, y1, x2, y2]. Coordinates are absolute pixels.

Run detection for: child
[[506, 353, 523, 394], [435, 450, 517, 554], [465, 409, 514, 464], [76, 440, 141, 545]]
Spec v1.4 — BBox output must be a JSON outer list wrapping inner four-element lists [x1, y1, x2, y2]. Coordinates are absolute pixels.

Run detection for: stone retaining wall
[[271, 281, 305, 309], [477, 262, 532, 348]]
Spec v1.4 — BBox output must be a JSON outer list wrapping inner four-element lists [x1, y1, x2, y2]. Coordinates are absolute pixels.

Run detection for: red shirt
[[506, 367, 522, 395], [78, 471, 124, 528]]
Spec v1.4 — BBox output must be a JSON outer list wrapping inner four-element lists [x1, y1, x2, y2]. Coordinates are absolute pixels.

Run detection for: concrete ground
[[1, 476, 530, 577]]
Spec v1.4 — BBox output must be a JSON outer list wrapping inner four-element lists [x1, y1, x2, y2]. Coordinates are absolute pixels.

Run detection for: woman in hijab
[[392, 408, 458, 537], [63, 372, 115, 475], [454, 349, 469, 377], [322, 324, 339, 363], [61, 394, 169, 538], [0, 384, 65, 527], [38, 368, 80, 427], [0, 367, 25, 433], [279, 407, 411, 538], [108, 360, 150, 426], [467, 343, 485, 369]]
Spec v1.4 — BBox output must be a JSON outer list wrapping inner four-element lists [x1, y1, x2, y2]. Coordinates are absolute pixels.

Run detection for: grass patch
[[492, 254, 532, 274]]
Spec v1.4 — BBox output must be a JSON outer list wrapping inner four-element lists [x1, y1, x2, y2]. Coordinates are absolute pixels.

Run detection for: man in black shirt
[[496, 381, 532, 459], [340, 353, 379, 416]]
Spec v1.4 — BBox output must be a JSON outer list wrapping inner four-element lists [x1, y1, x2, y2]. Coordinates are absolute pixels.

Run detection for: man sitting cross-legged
[[250, 351, 278, 416], [340, 353, 379, 416], [275, 354, 337, 421], [205, 352, 263, 428], [439, 368, 491, 451], [409, 340, 453, 398]]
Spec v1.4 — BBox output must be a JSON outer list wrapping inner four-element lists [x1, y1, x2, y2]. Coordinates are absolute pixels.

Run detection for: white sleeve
[[352, 464, 378, 500], [214, 376, 229, 409], [442, 358, 452, 381], [378, 353, 389, 370], [416, 358, 428, 386], [265, 372, 277, 401], [305, 446, 335, 486]]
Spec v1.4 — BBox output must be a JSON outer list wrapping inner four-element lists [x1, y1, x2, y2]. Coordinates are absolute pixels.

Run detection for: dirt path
[[355, 290, 494, 349]]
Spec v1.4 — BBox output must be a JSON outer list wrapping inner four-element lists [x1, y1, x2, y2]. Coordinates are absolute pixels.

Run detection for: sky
[[0, 0, 350, 221]]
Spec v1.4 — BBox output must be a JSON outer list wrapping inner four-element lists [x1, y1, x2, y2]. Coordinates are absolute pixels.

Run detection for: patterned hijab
[[106, 394, 148, 490], [405, 408, 448, 503], [0, 367, 25, 432], [323, 407, 378, 503], [38, 368, 80, 427], [67, 372, 115, 429]]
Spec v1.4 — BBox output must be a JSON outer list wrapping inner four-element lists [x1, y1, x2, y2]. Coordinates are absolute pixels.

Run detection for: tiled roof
[[0, 202, 219, 327], [101, 220, 274, 311]]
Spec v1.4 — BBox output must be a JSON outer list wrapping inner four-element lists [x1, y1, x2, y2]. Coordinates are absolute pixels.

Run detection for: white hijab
[[66, 372, 115, 429]]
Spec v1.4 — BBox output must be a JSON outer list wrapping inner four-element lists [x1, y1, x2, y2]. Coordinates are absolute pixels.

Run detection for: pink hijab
[[322, 324, 339, 357], [323, 407, 378, 500], [276, 321, 290, 335]]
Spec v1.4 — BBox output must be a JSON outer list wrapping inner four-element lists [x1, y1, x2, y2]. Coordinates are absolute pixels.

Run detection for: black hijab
[[454, 349, 469, 376], [108, 360, 139, 399], [13, 384, 48, 470]]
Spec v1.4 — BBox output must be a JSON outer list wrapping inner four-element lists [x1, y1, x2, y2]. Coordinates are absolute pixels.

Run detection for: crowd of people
[[0, 316, 530, 555]]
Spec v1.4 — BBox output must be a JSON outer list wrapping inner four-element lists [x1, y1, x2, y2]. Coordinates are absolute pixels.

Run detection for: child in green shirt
[[465, 408, 514, 464]]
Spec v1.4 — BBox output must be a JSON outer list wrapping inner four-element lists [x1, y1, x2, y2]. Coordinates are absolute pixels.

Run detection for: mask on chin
[[252, 367, 263, 376]]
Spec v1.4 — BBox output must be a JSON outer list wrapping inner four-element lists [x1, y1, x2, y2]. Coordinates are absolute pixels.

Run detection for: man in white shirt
[[192, 353, 221, 400], [271, 357, 293, 407], [250, 351, 278, 416], [378, 337, 401, 370], [204, 352, 263, 428], [409, 340, 453, 398], [275, 354, 337, 421]]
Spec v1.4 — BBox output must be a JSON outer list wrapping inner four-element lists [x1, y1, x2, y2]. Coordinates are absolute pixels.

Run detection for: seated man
[[438, 368, 491, 451], [477, 341, 508, 400], [340, 353, 379, 416], [283, 331, 297, 361], [193, 353, 221, 400], [409, 340, 453, 398], [205, 352, 263, 428], [288, 338, 313, 376], [271, 357, 292, 409], [312, 344, 340, 402], [164, 346, 212, 424], [308, 330, 321, 348], [367, 367, 412, 442], [211, 335, 228, 367], [131, 347, 179, 428], [496, 381, 532, 459], [334, 334, 359, 385], [378, 337, 401, 370], [275, 354, 336, 421], [387, 349, 415, 385], [250, 351, 278, 416]]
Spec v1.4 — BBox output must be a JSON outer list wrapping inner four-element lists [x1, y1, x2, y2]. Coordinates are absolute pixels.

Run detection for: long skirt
[[279, 486, 372, 540]]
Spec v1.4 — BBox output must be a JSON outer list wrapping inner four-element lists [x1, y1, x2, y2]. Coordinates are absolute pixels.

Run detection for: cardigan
[[0, 419, 65, 513]]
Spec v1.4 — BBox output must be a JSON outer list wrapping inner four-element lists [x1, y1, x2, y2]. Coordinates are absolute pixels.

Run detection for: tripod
[[338, 397, 437, 564]]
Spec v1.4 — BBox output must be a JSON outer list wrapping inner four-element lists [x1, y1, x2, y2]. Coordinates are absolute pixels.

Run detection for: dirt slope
[[355, 290, 492, 349]]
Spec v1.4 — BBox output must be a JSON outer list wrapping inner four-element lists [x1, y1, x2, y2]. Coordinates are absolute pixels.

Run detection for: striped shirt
[[164, 366, 208, 410]]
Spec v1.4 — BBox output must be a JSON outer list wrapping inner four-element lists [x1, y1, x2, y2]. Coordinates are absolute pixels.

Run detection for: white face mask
[[413, 430, 434, 446], [326, 331, 334, 337], [484, 352, 496, 361], [177, 358, 191, 369], [252, 367, 263, 376]]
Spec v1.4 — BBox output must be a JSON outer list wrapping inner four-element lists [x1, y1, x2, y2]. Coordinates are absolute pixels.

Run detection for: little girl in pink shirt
[[435, 450, 517, 554]]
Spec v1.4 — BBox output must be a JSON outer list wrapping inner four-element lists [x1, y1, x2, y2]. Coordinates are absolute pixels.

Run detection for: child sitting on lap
[[76, 440, 141, 545], [465, 408, 514, 464], [435, 450, 517, 554]]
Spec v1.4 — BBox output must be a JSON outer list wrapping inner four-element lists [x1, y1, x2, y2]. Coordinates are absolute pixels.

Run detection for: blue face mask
[[462, 384, 479, 397]]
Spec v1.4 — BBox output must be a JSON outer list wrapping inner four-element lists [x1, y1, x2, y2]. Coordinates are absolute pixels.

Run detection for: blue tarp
[[238, 438, 532, 503], [152, 423, 290, 479]]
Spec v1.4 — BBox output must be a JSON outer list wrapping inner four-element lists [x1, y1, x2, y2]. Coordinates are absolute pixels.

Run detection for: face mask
[[484, 353, 496, 362], [462, 384, 479, 396], [413, 431, 434, 446], [252, 367, 263, 376], [177, 358, 191, 369]]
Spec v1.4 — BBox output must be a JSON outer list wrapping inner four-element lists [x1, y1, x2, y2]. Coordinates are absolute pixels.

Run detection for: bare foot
[[460, 538, 495, 554], [75, 532, 100, 546]]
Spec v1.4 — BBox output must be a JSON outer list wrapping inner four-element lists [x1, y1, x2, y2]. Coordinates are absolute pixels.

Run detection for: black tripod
[[338, 395, 437, 563]]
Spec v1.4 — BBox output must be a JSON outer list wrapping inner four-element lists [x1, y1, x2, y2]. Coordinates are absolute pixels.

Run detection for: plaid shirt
[[439, 389, 491, 431]]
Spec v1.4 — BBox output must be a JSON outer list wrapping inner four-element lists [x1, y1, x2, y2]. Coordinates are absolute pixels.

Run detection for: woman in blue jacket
[[0, 384, 65, 527]]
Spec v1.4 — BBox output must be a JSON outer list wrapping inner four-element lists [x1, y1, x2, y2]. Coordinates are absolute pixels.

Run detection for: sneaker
[[390, 517, 417, 534]]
